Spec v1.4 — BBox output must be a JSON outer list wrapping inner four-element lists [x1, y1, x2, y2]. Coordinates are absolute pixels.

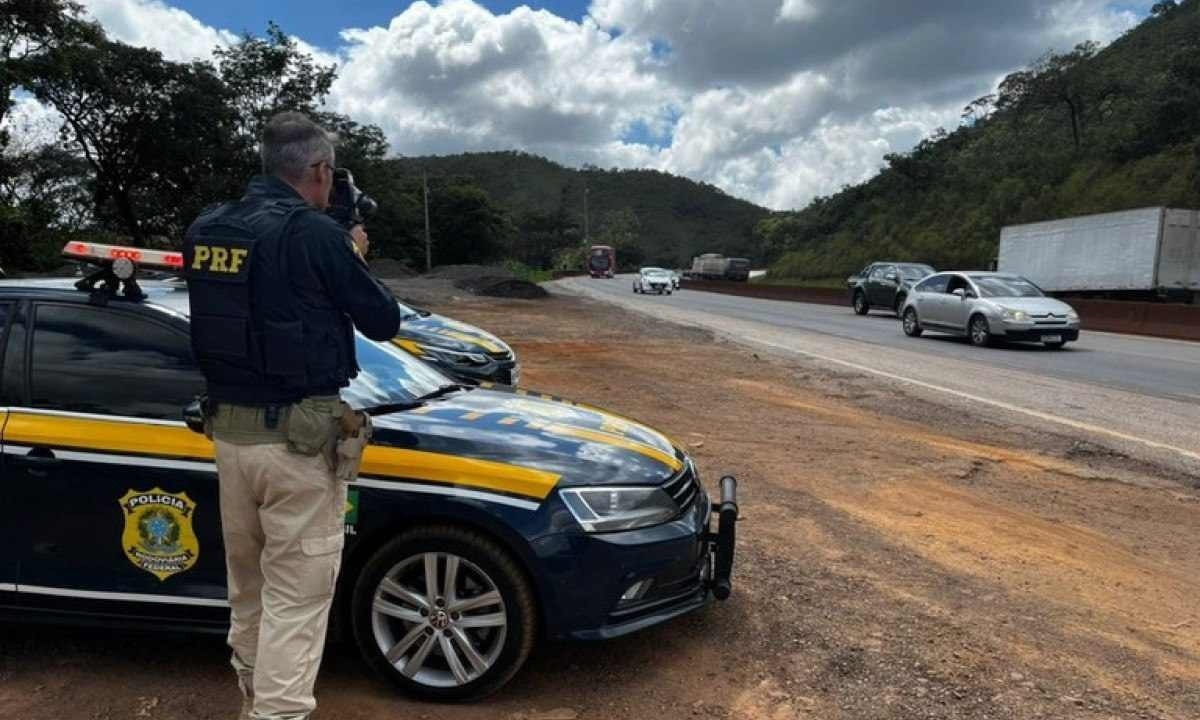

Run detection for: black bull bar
[[705, 475, 739, 601]]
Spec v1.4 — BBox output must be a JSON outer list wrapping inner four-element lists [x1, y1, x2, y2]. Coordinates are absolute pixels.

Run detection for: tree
[[0, 0, 100, 136], [1150, 1, 1178, 16], [428, 181, 514, 266], [213, 26, 388, 185], [26, 38, 240, 242], [213, 22, 335, 159]]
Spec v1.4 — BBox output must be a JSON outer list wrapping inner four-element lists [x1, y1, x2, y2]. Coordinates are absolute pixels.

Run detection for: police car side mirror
[[183, 398, 207, 435]]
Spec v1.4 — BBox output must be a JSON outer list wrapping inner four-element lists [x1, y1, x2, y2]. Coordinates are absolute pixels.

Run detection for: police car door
[[7, 300, 227, 623], [0, 300, 16, 599]]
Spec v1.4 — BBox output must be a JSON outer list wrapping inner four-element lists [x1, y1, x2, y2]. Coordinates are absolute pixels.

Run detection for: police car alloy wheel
[[351, 526, 537, 701]]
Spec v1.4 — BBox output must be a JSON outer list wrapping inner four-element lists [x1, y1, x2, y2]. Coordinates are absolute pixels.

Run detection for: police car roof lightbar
[[62, 241, 183, 303], [62, 241, 184, 271]]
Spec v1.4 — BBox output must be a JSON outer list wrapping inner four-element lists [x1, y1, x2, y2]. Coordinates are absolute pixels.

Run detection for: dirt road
[[2, 293, 1197, 720]]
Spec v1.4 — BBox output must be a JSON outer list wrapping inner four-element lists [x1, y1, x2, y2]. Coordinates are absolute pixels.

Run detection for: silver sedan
[[900, 272, 1081, 349]]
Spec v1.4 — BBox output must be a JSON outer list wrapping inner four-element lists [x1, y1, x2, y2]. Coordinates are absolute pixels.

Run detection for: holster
[[335, 405, 372, 483]]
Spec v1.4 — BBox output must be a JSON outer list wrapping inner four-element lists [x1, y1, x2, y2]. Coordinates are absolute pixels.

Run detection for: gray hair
[[260, 111, 335, 179]]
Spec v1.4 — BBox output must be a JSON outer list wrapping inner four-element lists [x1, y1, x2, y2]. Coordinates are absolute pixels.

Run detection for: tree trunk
[[1064, 95, 1081, 150], [112, 184, 144, 244]]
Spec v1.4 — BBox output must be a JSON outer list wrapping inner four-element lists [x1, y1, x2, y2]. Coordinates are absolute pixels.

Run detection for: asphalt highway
[[558, 275, 1200, 474]]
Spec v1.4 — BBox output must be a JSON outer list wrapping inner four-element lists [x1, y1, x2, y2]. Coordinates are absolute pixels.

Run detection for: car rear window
[[30, 303, 204, 420]]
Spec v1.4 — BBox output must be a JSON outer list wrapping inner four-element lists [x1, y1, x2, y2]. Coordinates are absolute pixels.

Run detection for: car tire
[[1044, 340, 1067, 350], [351, 525, 537, 702], [968, 314, 993, 347], [894, 294, 906, 316], [853, 291, 869, 315], [902, 307, 923, 337]]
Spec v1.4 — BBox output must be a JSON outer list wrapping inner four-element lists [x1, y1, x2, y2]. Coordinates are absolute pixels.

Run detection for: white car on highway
[[633, 267, 674, 295], [901, 271, 1081, 349]]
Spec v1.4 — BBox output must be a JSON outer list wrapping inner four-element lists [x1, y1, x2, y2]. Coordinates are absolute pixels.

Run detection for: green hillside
[[380, 152, 770, 270], [761, 0, 1200, 280]]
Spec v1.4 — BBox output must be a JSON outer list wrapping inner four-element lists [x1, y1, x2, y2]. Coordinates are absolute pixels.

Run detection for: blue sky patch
[[172, 0, 595, 51]]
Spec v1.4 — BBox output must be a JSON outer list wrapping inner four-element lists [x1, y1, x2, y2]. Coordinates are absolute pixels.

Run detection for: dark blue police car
[[0, 243, 737, 701]]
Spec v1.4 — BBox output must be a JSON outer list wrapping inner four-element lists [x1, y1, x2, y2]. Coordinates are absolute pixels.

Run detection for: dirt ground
[[2, 293, 1198, 720]]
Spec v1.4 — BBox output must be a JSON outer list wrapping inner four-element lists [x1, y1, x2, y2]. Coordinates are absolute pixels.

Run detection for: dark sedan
[[848, 262, 935, 316]]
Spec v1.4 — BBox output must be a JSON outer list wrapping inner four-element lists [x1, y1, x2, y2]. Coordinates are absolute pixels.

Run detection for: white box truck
[[998, 207, 1200, 298]]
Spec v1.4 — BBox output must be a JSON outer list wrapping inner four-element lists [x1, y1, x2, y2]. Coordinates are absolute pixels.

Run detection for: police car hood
[[396, 311, 510, 355], [367, 386, 683, 489]]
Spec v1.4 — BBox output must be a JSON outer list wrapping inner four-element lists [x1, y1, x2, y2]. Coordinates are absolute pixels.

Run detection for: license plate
[[509, 364, 521, 386], [1042, 334, 1062, 343]]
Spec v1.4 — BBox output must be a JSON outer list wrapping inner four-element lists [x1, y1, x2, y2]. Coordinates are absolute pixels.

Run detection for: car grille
[[1031, 312, 1070, 326], [662, 461, 700, 511]]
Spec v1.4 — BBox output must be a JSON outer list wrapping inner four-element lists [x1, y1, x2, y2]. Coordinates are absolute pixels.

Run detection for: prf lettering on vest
[[192, 245, 249, 274]]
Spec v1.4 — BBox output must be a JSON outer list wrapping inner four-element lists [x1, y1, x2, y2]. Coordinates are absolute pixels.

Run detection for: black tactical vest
[[183, 197, 355, 405]]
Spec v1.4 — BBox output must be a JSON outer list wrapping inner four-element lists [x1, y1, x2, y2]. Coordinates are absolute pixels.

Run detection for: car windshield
[[972, 276, 1044, 298], [644, 269, 669, 277], [898, 265, 934, 279], [343, 335, 453, 410]]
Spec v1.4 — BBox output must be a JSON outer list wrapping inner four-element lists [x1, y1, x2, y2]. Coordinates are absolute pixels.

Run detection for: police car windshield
[[343, 336, 451, 410]]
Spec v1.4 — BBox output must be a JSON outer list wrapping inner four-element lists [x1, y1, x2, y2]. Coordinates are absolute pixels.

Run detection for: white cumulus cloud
[[12, 0, 1156, 210], [80, 0, 238, 62]]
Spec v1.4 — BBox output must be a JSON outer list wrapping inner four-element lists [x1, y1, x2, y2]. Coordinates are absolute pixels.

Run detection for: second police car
[[391, 302, 520, 386], [0, 242, 737, 701]]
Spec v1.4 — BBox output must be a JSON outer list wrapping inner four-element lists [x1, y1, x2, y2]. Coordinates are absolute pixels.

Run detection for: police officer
[[183, 111, 401, 720]]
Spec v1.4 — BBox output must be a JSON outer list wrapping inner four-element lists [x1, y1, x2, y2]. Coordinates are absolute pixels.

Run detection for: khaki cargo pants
[[214, 438, 347, 720]]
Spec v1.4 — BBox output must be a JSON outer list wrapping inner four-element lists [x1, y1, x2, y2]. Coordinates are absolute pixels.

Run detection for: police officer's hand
[[349, 225, 369, 258]]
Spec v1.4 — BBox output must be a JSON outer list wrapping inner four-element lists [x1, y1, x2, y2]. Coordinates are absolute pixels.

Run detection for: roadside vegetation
[[759, 0, 1200, 281]]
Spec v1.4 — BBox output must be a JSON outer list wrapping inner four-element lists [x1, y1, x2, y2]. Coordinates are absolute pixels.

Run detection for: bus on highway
[[588, 244, 616, 278]]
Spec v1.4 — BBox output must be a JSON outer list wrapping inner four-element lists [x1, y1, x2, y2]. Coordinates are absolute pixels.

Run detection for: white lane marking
[[747, 336, 1200, 463], [352, 477, 541, 511], [19, 585, 229, 608], [0, 583, 16, 592], [561, 279, 1200, 464], [1, 444, 216, 473]]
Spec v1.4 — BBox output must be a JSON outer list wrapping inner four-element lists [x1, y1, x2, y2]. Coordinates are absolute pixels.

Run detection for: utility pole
[[423, 170, 432, 272], [583, 184, 590, 244]]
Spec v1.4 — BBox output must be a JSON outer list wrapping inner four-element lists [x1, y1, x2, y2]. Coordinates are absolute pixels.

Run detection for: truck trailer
[[685, 253, 751, 282], [998, 207, 1199, 300]]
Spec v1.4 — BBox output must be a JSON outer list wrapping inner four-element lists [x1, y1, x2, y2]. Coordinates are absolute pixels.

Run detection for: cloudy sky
[[13, 0, 1153, 210]]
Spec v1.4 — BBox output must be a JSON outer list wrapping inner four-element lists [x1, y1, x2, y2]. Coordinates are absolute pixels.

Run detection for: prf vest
[[183, 197, 356, 405]]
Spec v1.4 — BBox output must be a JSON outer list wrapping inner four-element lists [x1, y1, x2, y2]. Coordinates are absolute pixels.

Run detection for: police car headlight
[[560, 487, 678, 533], [418, 344, 490, 366]]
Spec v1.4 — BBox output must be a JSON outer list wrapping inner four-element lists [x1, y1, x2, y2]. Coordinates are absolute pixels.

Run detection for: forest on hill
[[382, 152, 768, 270], [759, 0, 1200, 280]]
